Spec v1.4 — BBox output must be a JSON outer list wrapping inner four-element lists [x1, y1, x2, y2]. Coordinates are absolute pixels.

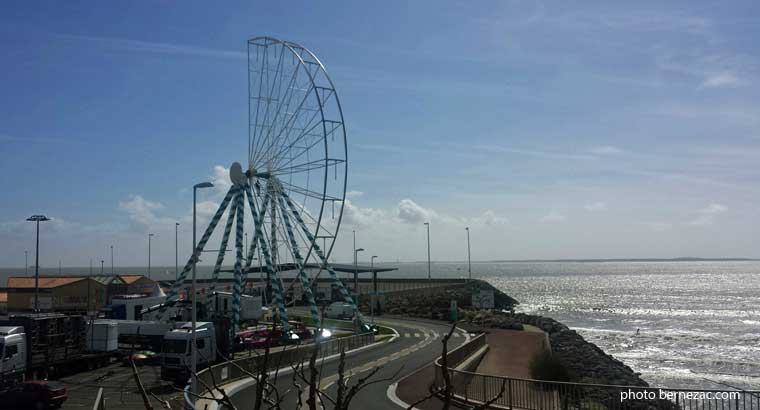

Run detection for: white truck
[[0, 315, 119, 385], [115, 320, 176, 352], [160, 322, 218, 383], [325, 302, 354, 320]]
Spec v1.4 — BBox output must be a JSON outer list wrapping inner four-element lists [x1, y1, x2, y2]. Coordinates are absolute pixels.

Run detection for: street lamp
[[192, 181, 213, 395], [465, 227, 472, 280], [370, 255, 378, 324], [110, 245, 114, 275], [101, 260, 104, 275], [147, 233, 154, 279], [24, 250, 28, 276], [354, 248, 364, 296], [424, 222, 431, 280], [26, 214, 50, 313], [175, 222, 180, 282]]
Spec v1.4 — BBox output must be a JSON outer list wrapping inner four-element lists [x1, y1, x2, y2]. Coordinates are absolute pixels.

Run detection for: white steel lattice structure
[[162, 36, 365, 335]]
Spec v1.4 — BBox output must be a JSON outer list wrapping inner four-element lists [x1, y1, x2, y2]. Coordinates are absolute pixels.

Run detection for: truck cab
[[0, 327, 27, 385], [160, 322, 216, 383]]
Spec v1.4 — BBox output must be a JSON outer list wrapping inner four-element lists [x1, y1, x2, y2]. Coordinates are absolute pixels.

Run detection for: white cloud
[[346, 190, 364, 199], [700, 72, 742, 89], [474, 144, 596, 161], [397, 199, 436, 224], [689, 203, 728, 226], [210, 165, 232, 195], [118, 195, 174, 228], [475, 210, 509, 226], [700, 203, 728, 214], [584, 202, 607, 211], [52, 33, 246, 60], [540, 210, 566, 223], [590, 146, 623, 155]]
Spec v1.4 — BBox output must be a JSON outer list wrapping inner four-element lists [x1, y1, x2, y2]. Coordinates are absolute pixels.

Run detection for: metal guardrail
[[434, 335, 760, 410], [196, 332, 375, 397], [91, 387, 106, 410]]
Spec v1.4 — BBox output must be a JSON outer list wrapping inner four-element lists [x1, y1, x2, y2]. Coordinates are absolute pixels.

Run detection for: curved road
[[225, 315, 468, 409]]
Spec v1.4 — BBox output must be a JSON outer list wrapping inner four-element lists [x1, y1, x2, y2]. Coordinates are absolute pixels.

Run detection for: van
[[325, 302, 354, 320]]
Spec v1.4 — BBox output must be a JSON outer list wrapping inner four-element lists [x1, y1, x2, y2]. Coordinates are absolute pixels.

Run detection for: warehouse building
[[5, 274, 159, 313]]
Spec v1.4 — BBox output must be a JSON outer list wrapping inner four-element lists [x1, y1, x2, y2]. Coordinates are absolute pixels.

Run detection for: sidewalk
[[475, 329, 549, 378]]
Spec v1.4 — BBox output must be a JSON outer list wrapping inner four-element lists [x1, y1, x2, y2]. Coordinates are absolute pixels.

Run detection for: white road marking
[[413, 333, 420, 337], [404, 333, 411, 338]]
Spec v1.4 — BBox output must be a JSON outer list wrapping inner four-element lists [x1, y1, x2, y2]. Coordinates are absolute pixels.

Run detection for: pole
[[101, 260, 104, 275], [466, 227, 472, 280], [34, 219, 40, 313], [111, 245, 114, 275], [175, 223, 179, 282], [148, 233, 153, 279], [25, 251, 28, 276], [370, 255, 377, 324], [58, 260, 61, 275], [192, 186, 198, 395], [424, 222, 431, 280], [353, 230, 356, 283]]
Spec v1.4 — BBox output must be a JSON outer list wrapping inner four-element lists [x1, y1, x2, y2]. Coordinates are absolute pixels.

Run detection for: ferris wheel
[[161, 37, 363, 333]]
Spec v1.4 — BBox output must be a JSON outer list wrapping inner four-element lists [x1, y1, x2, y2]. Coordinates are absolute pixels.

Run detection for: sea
[[2, 260, 759, 390]]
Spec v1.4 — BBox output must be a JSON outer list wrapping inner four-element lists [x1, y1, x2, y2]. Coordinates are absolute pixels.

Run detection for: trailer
[[114, 320, 176, 352], [0, 314, 118, 386]]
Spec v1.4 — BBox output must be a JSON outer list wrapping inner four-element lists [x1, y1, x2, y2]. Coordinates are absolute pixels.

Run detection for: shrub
[[529, 350, 571, 382]]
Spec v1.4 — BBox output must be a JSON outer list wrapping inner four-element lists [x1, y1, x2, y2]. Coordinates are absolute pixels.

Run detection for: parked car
[[0, 380, 67, 409]]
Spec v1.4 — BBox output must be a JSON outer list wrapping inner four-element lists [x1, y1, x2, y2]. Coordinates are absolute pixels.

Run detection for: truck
[[160, 322, 218, 383], [114, 320, 176, 352], [0, 314, 119, 386]]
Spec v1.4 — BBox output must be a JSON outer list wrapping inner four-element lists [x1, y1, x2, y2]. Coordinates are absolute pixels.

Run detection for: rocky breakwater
[[368, 279, 517, 320]]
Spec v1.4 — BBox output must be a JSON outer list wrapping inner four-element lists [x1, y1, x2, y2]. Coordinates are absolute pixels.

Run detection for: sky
[[1, 1, 760, 270]]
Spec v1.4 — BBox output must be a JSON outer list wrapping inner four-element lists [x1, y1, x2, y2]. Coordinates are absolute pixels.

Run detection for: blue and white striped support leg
[[232, 188, 245, 329], [275, 192, 321, 329], [160, 186, 236, 317], [205, 198, 237, 310], [279, 190, 367, 329], [245, 183, 289, 332]]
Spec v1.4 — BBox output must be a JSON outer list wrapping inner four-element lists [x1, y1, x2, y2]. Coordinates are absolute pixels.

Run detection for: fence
[[91, 387, 106, 410], [195, 332, 375, 398], [434, 336, 760, 410]]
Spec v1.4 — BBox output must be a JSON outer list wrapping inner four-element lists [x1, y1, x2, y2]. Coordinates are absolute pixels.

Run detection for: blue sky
[[1, 1, 760, 268]]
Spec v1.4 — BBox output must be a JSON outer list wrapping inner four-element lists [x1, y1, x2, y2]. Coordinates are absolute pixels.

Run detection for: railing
[[91, 387, 106, 410], [195, 332, 375, 397], [434, 336, 760, 410]]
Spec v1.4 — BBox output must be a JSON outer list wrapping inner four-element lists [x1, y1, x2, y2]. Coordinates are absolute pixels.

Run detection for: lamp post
[[465, 227, 472, 280], [192, 181, 213, 395], [110, 245, 114, 275], [354, 248, 364, 296], [352, 230, 356, 282], [424, 222, 431, 281], [148, 233, 154, 279], [101, 260, 104, 275], [370, 255, 378, 324], [175, 222, 180, 282], [26, 214, 50, 313], [25, 251, 28, 276]]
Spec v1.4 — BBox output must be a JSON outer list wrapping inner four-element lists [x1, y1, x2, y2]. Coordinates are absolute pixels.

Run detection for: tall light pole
[[24, 251, 28, 276], [465, 227, 472, 280], [354, 248, 364, 296], [147, 233, 154, 279], [110, 245, 114, 275], [192, 181, 213, 395], [27, 214, 50, 313], [352, 230, 356, 282], [370, 255, 378, 324], [424, 222, 431, 280], [101, 260, 104, 275], [175, 222, 180, 282]]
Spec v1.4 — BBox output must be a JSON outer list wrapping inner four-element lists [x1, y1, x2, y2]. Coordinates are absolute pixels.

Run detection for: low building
[[6, 276, 107, 313], [0, 291, 7, 314]]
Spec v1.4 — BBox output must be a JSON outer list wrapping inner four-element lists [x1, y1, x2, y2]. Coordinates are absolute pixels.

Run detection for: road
[[224, 315, 468, 410]]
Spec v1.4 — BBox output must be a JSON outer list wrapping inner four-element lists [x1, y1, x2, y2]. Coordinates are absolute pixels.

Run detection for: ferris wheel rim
[[246, 36, 348, 262]]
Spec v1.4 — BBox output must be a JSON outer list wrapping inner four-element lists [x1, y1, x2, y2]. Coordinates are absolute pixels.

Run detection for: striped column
[[275, 190, 321, 329], [160, 186, 236, 317], [280, 190, 367, 329], [205, 196, 237, 309], [245, 183, 289, 331], [232, 187, 246, 329]]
